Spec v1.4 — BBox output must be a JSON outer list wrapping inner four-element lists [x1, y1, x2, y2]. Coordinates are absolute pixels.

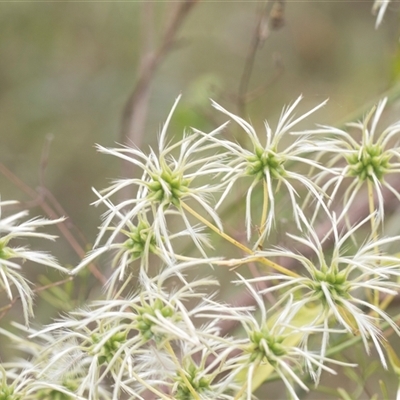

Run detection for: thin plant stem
[[367, 179, 381, 311], [180, 201, 299, 278], [164, 341, 201, 400], [258, 179, 269, 245], [380, 290, 396, 312], [234, 382, 248, 400], [237, 2, 269, 118], [0, 276, 74, 321], [130, 370, 172, 400], [0, 162, 107, 286]]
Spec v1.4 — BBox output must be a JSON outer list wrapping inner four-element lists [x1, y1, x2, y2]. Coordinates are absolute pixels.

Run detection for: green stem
[[165, 341, 201, 400], [367, 180, 381, 312], [258, 179, 269, 245], [180, 201, 299, 278], [129, 369, 172, 399]]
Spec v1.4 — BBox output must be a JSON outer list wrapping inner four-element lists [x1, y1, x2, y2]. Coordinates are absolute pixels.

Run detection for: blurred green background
[[1, 0, 399, 247]]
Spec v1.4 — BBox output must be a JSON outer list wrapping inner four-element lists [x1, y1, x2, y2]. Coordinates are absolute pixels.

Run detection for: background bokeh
[[1, 1, 400, 396], [1, 1, 399, 246]]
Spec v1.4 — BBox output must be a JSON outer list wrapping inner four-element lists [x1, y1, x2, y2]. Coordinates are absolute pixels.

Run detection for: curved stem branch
[[180, 200, 299, 278]]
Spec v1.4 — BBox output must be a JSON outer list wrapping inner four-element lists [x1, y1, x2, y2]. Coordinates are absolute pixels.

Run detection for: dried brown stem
[[0, 276, 73, 321], [0, 162, 107, 286], [237, 2, 269, 117], [237, 1, 285, 117], [243, 52, 284, 103], [120, 0, 198, 146], [118, 0, 199, 204]]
